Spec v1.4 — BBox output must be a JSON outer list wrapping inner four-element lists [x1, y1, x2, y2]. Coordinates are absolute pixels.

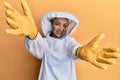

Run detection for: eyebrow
[[54, 20, 69, 24]]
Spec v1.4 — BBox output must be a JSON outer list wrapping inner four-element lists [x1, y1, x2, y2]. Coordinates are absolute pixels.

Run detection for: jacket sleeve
[[25, 32, 46, 59], [68, 37, 83, 60]]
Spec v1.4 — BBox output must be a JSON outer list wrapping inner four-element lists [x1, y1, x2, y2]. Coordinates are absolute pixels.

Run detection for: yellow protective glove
[[4, 0, 37, 39], [76, 33, 120, 70]]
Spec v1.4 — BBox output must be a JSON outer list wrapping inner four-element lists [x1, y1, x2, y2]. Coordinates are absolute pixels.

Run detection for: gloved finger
[[5, 29, 22, 35], [6, 17, 19, 29], [87, 33, 105, 48], [103, 51, 120, 58], [21, 0, 32, 17], [4, 2, 17, 12], [92, 59, 107, 70], [103, 47, 120, 52], [96, 56, 116, 64], [6, 9, 16, 19], [4, 2, 21, 16]]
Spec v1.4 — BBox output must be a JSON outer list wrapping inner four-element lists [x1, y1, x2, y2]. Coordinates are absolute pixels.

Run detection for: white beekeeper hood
[[40, 12, 80, 37]]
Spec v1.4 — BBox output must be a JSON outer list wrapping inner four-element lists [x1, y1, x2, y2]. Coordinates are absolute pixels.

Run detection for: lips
[[56, 31, 62, 35]]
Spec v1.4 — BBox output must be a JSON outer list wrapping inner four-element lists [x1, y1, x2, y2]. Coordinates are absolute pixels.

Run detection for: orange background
[[0, 0, 120, 80]]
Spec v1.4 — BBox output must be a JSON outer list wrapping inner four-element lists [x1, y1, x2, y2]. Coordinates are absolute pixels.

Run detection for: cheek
[[66, 27, 69, 31], [53, 25, 59, 31], [65, 27, 69, 31], [52, 26, 57, 34]]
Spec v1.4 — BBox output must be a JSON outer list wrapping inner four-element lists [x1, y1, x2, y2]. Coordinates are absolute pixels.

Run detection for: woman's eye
[[55, 22, 60, 25], [63, 24, 68, 28]]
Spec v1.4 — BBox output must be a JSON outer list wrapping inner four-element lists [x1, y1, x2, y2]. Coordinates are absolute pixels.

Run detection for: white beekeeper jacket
[[25, 12, 82, 80]]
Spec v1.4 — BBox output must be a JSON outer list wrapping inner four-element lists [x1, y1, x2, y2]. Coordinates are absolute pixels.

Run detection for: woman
[[4, 0, 120, 80]]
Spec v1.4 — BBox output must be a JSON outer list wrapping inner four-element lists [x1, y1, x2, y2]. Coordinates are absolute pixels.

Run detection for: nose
[[59, 25, 64, 31]]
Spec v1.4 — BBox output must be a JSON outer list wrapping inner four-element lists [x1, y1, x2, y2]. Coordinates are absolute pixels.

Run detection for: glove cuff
[[76, 46, 85, 60], [28, 29, 38, 39]]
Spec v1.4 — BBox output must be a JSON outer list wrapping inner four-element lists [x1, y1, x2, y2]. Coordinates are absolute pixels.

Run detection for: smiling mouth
[[56, 31, 62, 35]]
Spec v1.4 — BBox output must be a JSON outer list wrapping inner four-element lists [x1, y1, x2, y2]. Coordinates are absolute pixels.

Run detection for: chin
[[56, 35, 62, 38]]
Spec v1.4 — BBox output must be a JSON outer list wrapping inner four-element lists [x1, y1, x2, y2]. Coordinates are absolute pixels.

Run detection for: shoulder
[[68, 37, 76, 42]]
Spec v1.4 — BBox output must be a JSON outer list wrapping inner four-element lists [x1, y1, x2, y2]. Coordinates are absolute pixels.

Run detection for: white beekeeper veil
[[40, 12, 80, 37]]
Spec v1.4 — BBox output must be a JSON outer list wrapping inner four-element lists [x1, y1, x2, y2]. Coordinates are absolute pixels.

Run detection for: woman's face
[[52, 18, 69, 38]]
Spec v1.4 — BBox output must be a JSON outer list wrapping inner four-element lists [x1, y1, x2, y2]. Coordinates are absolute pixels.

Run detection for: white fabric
[[25, 33, 82, 80], [25, 12, 82, 80]]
